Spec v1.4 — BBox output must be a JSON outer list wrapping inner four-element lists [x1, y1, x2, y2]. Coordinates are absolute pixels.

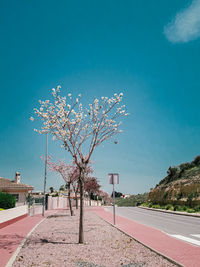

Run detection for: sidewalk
[[0, 214, 43, 267], [0, 209, 66, 267], [92, 206, 200, 267], [7, 208, 176, 267]]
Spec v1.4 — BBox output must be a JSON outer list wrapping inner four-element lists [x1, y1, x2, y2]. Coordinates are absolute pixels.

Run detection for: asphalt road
[[105, 206, 200, 246]]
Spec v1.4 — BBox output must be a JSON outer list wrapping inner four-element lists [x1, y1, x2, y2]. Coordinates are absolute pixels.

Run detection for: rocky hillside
[[148, 156, 200, 207]]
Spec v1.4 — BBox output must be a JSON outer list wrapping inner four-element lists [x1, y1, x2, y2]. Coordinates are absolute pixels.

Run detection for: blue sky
[[1, 0, 200, 194]]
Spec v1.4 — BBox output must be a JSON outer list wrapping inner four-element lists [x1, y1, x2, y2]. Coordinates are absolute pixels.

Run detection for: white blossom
[[32, 87, 128, 164]]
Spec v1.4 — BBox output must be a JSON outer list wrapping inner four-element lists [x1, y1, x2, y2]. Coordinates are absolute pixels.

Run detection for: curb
[[0, 214, 28, 229], [94, 211, 184, 267], [5, 218, 46, 267], [139, 206, 200, 218]]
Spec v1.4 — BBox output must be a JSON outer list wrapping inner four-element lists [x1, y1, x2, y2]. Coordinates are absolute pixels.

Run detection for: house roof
[[0, 177, 34, 191]]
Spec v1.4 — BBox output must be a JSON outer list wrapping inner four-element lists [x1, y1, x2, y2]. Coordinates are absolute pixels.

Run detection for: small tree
[[44, 157, 75, 216], [98, 190, 111, 205], [84, 177, 101, 206], [111, 191, 123, 198], [59, 185, 65, 191], [33, 86, 128, 243], [70, 164, 93, 209], [49, 187, 54, 193], [192, 155, 200, 166]]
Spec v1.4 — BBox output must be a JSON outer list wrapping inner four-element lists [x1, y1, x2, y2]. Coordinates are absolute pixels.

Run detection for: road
[[105, 206, 200, 246]]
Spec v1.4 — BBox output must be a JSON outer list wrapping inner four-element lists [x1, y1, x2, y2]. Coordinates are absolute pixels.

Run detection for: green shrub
[[141, 203, 149, 207], [0, 192, 16, 209], [173, 205, 179, 211], [152, 204, 161, 209], [194, 206, 200, 212], [159, 205, 166, 209], [183, 206, 187, 211], [166, 204, 173, 210], [187, 208, 195, 213], [148, 203, 152, 208]]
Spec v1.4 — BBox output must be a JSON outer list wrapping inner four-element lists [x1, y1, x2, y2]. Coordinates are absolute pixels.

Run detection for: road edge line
[[5, 218, 46, 267], [138, 206, 200, 218], [93, 211, 184, 267]]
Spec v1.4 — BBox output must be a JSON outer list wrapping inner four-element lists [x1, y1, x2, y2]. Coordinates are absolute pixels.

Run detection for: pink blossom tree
[[44, 156, 76, 216], [32, 86, 128, 243], [84, 177, 101, 206], [98, 190, 112, 205], [70, 164, 93, 209]]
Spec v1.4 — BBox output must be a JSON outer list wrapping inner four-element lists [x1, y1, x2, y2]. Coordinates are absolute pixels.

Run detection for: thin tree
[[44, 157, 75, 216], [70, 164, 93, 209], [84, 177, 101, 206], [32, 86, 128, 243]]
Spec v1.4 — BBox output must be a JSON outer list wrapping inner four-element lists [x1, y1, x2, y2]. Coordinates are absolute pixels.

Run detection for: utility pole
[[42, 133, 48, 216]]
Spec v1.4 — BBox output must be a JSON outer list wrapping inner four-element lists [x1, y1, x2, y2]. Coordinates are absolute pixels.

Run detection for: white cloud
[[164, 0, 200, 43]]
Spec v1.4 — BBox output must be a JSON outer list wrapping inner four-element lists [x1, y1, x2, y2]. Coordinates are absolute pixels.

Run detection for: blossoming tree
[[32, 86, 128, 243], [84, 177, 101, 206], [69, 164, 93, 209], [44, 157, 76, 216], [98, 190, 112, 205]]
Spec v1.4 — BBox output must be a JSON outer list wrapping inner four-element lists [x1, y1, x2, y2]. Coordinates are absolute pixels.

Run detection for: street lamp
[[42, 133, 48, 216]]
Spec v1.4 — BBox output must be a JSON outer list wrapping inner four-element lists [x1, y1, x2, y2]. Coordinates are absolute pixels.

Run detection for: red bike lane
[[0, 214, 44, 267], [92, 206, 200, 267]]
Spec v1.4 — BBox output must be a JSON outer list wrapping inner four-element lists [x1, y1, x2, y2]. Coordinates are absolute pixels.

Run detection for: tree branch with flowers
[[42, 156, 76, 216], [31, 85, 128, 243]]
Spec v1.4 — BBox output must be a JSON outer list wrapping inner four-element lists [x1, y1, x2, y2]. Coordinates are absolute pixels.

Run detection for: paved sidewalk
[[0, 209, 68, 267], [0, 214, 43, 267], [92, 206, 200, 267]]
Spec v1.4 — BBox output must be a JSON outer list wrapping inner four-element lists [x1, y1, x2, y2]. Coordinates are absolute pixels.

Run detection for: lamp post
[[108, 173, 119, 225], [42, 133, 48, 216]]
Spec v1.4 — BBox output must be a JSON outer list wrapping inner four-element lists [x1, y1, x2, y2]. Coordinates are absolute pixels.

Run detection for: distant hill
[[115, 193, 148, 207], [148, 155, 200, 207]]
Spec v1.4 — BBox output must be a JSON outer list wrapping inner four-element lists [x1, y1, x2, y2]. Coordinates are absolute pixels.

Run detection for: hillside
[[115, 193, 148, 207], [148, 156, 200, 207]]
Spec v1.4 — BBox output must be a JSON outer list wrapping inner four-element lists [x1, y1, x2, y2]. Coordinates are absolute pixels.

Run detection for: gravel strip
[[12, 209, 176, 267]]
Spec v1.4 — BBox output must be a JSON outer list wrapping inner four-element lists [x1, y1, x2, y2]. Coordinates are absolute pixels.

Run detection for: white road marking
[[191, 234, 200, 239], [168, 234, 200, 247]]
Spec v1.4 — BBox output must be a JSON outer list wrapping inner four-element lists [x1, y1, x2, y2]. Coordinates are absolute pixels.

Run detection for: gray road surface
[[105, 206, 200, 246]]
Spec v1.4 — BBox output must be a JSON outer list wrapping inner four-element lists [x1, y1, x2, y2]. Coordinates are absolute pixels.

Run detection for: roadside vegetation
[[148, 155, 200, 208], [141, 202, 200, 213], [115, 193, 148, 207]]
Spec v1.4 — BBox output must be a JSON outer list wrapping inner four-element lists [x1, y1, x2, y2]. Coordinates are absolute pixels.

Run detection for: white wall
[[47, 196, 100, 210], [28, 204, 43, 216], [0, 205, 28, 224]]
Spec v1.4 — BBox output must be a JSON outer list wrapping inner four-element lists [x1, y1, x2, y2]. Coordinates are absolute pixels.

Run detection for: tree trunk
[[75, 192, 78, 209], [89, 193, 91, 206], [67, 183, 73, 216], [79, 177, 84, 243]]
